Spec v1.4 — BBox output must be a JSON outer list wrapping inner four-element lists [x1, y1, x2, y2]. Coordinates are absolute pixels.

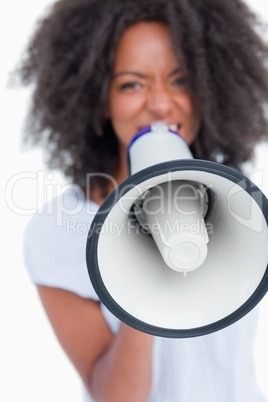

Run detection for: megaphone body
[[86, 122, 268, 338]]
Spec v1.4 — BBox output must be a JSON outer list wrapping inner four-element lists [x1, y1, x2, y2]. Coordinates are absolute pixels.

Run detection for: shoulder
[[23, 187, 99, 299]]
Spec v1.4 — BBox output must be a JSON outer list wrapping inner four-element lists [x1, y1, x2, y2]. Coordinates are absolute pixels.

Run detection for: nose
[[146, 86, 173, 118]]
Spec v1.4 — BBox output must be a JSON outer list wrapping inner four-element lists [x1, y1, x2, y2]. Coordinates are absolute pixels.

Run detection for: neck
[[90, 143, 130, 206], [114, 144, 129, 185]]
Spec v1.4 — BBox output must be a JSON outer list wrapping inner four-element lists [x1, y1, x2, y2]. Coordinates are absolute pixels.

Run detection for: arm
[[37, 285, 154, 402]]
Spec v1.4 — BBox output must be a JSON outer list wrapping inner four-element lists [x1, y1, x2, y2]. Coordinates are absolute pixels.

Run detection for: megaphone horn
[[86, 122, 268, 338]]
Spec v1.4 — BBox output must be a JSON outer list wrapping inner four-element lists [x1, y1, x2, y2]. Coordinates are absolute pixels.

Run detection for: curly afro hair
[[17, 0, 268, 194]]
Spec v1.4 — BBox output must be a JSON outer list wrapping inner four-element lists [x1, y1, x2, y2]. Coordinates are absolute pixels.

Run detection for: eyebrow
[[113, 71, 147, 79], [113, 67, 182, 79], [168, 67, 183, 77]]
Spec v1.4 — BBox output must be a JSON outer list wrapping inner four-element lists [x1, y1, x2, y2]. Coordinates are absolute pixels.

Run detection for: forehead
[[113, 21, 180, 71]]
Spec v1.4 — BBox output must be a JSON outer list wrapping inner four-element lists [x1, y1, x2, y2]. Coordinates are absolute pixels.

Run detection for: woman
[[19, 0, 268, 401]]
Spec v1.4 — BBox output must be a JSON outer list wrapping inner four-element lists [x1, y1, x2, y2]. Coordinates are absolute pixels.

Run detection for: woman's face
[[107, 21, 201, 155]]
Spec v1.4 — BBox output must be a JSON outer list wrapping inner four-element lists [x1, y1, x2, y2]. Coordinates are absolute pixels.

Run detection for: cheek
[[175, 93, 194, 117], [108, 91, 145, 146], [177, 94, 201, 127], [109, 91, 143, 123], [174, 94, 201, 144]]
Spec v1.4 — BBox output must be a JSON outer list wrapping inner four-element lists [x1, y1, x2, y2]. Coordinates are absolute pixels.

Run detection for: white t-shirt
[[23, 188, 267, 402]]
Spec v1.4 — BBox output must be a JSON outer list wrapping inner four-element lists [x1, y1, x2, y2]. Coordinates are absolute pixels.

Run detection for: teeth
[[138, 123, 181, 133], [169, 124, 179, 132]]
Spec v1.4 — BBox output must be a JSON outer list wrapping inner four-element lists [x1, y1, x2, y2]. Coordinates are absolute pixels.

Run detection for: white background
[[1, 1, 268, 401]]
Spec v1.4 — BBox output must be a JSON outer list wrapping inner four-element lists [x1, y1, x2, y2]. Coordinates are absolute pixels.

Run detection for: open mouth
[[168, 123, 182, 133], [138, 122, 182, 134]]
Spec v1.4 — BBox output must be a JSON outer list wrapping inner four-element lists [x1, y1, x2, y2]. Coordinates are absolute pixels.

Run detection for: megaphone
[[86, 122, 268, 338]]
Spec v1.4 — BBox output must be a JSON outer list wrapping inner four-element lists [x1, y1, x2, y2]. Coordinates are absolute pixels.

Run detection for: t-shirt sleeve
[[23, 189, 99, 300]]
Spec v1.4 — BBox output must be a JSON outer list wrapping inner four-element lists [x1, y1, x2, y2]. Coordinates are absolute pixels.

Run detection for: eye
[[172, 77, 188, 87], [119, 82, 142, 90]]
